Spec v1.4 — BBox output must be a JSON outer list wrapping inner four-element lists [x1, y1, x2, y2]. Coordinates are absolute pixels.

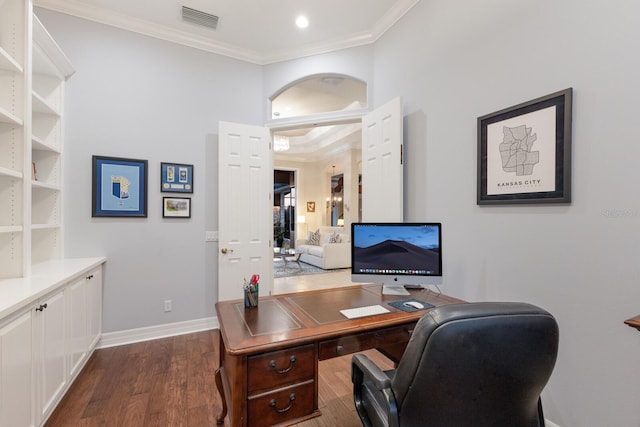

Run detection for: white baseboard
[[98, 316, 219, 348]]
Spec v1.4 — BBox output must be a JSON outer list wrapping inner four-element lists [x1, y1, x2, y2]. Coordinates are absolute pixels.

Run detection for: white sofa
[[295, 226, 351, 270]]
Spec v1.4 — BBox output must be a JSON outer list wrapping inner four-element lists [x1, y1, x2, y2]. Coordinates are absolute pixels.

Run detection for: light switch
[[205, 230, 218, 242]]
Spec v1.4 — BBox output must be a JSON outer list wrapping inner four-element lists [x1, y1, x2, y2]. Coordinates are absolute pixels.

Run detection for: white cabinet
[[68, 267, 102, 379], [68, 276, 87, 379], [0, 310, 33, 427], [87, 268, 102, 350], [0, 258, 105, 426], [0, 0, 73, 279], [33, 288, 66, 423]]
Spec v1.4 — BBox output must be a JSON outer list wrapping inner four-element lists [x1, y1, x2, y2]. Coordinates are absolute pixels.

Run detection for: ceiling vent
[[182, 6, 219, 30]]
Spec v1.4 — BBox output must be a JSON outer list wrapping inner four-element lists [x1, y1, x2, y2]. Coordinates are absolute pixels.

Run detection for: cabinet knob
[[35, 303, 48, 312], [86, 274, 94, 280]]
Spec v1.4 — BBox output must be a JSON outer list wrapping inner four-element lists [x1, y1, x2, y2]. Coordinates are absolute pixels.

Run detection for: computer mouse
[[404, 301, 424, 309]]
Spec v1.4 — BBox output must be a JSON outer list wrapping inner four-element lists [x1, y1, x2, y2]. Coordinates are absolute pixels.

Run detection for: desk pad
[[286, 286, 384, 325], [234, 299, 303, 336]]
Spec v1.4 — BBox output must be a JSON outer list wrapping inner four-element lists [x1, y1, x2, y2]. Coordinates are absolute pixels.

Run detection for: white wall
[[372, 0, 640, 426], [37, 9, 263, 333]]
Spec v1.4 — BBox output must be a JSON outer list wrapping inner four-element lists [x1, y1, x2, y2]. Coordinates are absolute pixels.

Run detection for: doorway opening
[[273, 169, 296, 249]]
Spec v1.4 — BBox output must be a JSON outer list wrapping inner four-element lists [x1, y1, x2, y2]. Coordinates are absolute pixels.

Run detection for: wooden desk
[[214, 284, 464, 426], [624, 314, 640, 331]]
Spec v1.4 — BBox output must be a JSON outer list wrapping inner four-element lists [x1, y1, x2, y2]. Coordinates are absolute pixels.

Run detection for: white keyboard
[[340, 304, 390, 319]]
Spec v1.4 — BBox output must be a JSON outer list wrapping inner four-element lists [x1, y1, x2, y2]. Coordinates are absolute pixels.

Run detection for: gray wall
[[37, 0, 640, 425], [371, 0, 640, 426], [37, 9, 263, 333]]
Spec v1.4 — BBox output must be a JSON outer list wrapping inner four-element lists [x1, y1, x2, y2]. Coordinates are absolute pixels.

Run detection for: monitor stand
[[381, 284, 410, 296]]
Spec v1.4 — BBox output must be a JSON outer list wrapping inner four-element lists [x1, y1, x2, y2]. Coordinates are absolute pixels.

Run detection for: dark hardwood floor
[[45, 330, 392, 427]]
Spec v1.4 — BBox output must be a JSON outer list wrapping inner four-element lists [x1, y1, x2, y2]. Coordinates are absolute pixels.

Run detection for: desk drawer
[[248, 344, 315, 393], [319, 323, 416, 360], [247, 379, 315, 427]]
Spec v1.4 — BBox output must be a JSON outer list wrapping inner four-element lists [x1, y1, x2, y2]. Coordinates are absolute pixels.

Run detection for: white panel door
[[361, 97, 403, 222], [218, 121, 272, 302]]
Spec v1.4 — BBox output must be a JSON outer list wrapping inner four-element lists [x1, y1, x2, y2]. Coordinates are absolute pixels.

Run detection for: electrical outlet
[[164, 300, 172, 312]]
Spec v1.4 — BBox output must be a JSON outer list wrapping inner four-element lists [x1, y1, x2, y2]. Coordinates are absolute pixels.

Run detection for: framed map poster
[[161, 162, 193, 193], [477, 88, 572, 205], [92, 156, 148, 217]]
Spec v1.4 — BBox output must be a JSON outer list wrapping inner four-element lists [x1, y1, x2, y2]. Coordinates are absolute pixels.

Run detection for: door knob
[[221, 248, 234, 254]]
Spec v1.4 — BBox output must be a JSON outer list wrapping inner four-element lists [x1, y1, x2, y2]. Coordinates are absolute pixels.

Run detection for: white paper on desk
[[382, 285, 410, 296]]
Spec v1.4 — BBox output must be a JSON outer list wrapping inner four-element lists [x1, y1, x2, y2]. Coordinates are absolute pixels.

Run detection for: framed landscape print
[[92, 156, 148, 217], [477, 88, 572, 205], [163, 197, 191, 218], [161, 162, 193, 193]]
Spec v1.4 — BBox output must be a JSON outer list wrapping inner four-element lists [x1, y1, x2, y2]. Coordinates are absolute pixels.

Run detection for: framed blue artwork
[[161, 162, 193, 193], [92, 155, 148, 217]]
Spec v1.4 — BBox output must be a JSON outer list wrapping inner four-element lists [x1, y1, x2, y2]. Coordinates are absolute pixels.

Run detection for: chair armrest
[[352, 354, 399, 427], [352, 353, 391, 390]]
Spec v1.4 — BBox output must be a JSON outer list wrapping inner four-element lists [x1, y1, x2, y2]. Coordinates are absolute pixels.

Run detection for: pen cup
[[244, 288, 259, 308]]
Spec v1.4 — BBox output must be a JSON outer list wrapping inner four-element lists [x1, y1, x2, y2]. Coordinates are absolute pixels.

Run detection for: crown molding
[[371, 0, 421, 40], [34, 0, 265, 63], [34, 0, 420, 65]]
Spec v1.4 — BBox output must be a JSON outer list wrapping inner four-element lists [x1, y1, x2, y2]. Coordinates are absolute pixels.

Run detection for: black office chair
[[352, 302, 559, 427]]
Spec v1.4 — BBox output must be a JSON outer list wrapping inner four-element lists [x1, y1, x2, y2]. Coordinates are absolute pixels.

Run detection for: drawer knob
[[35, 303, 48, 312], [269, 355, 296, 374], [269, 393, 296, 413]]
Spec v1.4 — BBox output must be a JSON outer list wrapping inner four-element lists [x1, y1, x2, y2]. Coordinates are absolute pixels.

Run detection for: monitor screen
[[351, 222, 442, 287]]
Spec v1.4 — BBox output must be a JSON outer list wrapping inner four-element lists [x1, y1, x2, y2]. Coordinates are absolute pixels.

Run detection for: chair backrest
[[392, 302, 559, 427]]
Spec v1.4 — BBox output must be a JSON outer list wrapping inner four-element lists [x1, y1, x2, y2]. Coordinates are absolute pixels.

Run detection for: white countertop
[[0, 257, 106, 320]]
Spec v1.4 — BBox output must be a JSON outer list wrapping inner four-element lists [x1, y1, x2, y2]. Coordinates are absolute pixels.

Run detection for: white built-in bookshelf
[[0, 1, 74, 279]]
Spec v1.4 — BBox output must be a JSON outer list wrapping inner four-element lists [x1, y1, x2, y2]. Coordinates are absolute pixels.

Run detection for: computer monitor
[[351, 222, 443, 289]]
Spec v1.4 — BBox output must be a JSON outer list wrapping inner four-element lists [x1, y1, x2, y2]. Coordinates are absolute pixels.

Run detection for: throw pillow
[[328, 232, 341, 243], [308, 229, 321, 246]]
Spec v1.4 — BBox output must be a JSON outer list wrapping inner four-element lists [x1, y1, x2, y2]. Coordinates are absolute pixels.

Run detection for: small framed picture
[[161, 162, 193, 193], [163, 197, 191, 218], [307, 201, 316, 213], [92, 155, 148, 217]]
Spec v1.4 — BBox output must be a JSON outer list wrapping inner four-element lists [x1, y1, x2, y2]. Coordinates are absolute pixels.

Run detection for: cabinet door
[[87, 267, 102, 350], [34, 289, 66, 424], [0, 311, 33, 427], [68, 277, 87, 378]]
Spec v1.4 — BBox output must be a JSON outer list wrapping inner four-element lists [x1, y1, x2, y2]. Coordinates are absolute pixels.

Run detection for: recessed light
[[296, 15, 309, 29]]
